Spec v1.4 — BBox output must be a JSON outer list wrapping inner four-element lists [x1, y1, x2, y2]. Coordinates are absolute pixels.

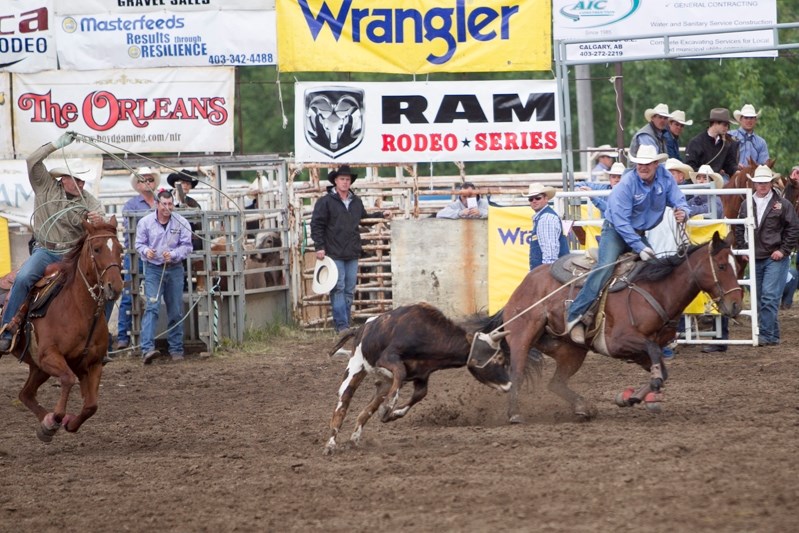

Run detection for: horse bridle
[[78, 232, 122, 305], [701, 245, 743, 308]]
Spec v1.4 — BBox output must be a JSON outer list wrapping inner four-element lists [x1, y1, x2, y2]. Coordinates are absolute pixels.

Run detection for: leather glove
[[52, 131, 76, 149], [639, 247, 657, 261]]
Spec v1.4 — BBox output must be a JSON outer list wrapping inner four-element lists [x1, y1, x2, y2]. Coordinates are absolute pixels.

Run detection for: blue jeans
[[755, 255, 789, 344], [331, 258, 358, 332], [140, 263, 185, 355], [781, 267, 798, 308], [116, 255, 145, 343], [1, 247, 62, 332], [568, 222, 636, 321]]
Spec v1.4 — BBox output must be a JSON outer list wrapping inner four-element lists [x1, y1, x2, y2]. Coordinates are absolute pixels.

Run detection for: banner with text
[[54, 0, 274, 15], [488, 205, 533, 314], [55, 10, 276, 69], [294, 80, 560, 164], [553, 0, 778, 61], [0, 74, 13, 157], [12, 67, 234, 154], [277, 0, 551, 73], [0, 1, 58, 73]]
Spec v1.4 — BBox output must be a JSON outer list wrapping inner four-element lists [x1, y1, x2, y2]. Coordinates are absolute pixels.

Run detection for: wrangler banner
[[277, 0, 551, 73], [487, 205, 534, 314], [12, 67, 234, 154], [294, 79, 560, 163]]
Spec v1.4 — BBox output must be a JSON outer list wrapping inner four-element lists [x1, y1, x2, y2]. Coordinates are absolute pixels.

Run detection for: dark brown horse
[[482, 232, 743, 423], [10, 218, 123, 442]]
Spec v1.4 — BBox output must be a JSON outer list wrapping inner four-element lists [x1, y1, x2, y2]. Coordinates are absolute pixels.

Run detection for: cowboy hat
[[589, 144, 617, 162], [748, 165, 775, 183], [312, 256, 339, 295], [665, 158, 694, 177], [327, 165, 358, 185], [644, 103, 672, 122], [692, 165, 724, 189], [668, 110, 693, 126], [48, 164, 93, 183], [733, 104, 761, 122], [628, 145, 668, 165], [707, 108, 736, 124], [521, 183, 557, 200], [167, 170, 200, 189], [130, 166, 161, 189]]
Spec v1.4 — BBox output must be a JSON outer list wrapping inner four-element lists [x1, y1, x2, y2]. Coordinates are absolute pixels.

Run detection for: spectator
[[782, 165, 799, 209], [136, 190, 194, 364], [733, 165, 799, 347], [588, 145, 618, 181], [665, 158, 694, 185], [116, 167, 160, 350], [436, 182, 488, 219], [310, 165, 390, 333], [629, 103, 671, 158], [685, 108, 739, 180], [730, 104, 769, 167], [0, 133, 108, 353], [664, 110, 693, 161], [167, 170, 202, 251], [781, 267, 798, 310], [578, 161, 625, 217], [687, 165, 724, 218], [565, 146, 689, 344], [525, 183, 569, 270]]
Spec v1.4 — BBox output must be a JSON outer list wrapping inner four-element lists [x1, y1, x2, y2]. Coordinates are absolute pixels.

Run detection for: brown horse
[[10, 218, 123, 442], [482, 232, 743, 423]]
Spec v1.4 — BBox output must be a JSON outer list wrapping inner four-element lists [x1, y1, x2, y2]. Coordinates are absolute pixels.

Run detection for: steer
[[323, 303, 512, 455]]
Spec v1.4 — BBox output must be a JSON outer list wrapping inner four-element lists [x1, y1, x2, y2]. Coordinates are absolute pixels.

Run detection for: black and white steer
[[324, 303, 511, 455]]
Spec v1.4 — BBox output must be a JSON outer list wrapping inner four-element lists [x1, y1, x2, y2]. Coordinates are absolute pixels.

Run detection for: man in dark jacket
[[310, 165, 388, 333], [734, 165, 799, 347], [685, 108, 740, 179]]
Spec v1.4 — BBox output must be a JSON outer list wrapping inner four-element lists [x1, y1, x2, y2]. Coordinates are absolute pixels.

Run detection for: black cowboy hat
[[327, 165, 358, 185], [167, 170, 200, 189]]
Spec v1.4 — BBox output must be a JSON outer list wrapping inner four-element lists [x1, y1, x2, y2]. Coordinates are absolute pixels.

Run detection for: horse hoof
[[574, 405, 597, 420], [509, 414, 523, 424], [36, 425, 56, 443], [615, 387, 636, 407], [645, 401, 662, 413], [644, 391, 664, 413], [62, 414, 77, 432]]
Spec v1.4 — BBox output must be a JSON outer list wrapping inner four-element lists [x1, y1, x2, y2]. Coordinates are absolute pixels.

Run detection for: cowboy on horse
[[0, 132, 108, 354]]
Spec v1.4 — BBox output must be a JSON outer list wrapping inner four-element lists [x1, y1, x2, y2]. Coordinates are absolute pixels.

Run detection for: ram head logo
[[304, 87, 364, 159]]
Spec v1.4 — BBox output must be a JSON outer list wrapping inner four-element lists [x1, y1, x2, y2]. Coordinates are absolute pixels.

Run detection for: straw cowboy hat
[[327, 164, 358, 185], [669, 110, 693, 126], [748, 165, 776, 183], [606, 162, 626, 177], [167, 170, 200, 189], [707, 108, 736, 124], [733, 104, 761, 122], [312, 256, 339, 295], [521, 183, 557, 200], [628, 145, 668, 165], [589, 144, 617, 162], [644, 103, 672, 122], [665, 158, 694, 176], [48, 163, 93, 183], [130, 166, 161, 189], [692, 165, 724, 189]]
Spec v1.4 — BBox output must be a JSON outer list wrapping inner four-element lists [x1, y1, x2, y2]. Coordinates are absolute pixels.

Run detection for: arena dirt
[[1, 312, 797, 532]]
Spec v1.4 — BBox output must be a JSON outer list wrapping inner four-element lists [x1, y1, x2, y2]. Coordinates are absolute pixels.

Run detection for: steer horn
[[489, 330, 510, 343]]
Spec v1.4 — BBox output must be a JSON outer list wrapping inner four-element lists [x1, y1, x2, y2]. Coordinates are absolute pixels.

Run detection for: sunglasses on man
[[528, 194, 546, 202]]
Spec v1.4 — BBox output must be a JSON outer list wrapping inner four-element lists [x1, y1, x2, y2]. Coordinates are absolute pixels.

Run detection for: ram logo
[[304, 87, 364, 158]]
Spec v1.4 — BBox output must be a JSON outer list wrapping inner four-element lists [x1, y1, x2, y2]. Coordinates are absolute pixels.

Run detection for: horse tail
[[327, 327, 359, 357]]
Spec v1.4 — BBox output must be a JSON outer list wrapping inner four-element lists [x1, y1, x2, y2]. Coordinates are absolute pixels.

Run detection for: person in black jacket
[[310, 165, 389, 333]]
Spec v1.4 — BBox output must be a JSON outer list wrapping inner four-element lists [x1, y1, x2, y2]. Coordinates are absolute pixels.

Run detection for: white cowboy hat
[[48, 164, 93, 183], [606, 162, 626, 176], [589, 144, 617, 162], [665, 158, 694, 176], [312, 256, 339, 295], [130, 166, 161, 189], [628, 145, 668, 165], [668, 110, 693, 126], [748, 165, 775, 183], [521, 183, 557, 200], [733, 104, 761, 122], [644, 103, 672, 122], [691, 165, 724, 189]]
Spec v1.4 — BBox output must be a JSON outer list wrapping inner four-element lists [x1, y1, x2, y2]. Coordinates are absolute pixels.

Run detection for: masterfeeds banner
[[0, 1, 58, 73], [277, 0, 551, 73], [294, 80, 560, 164], [54, 1, 274, 15], [12, 67, 234, 154], [553, 0, 778, 61], [55, 10, 277, 69], [0, 73, 12, 158]]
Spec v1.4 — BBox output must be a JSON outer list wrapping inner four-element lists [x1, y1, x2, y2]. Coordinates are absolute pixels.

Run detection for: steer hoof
[[508, 413, 523, 424]]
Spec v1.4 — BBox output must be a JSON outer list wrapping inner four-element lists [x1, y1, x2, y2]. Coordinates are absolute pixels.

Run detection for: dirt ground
[[1, 310, 797, 533]]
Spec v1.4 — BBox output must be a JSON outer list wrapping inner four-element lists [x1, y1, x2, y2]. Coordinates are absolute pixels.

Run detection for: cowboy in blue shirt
[[729, 104, 769, 167], [565, 145, 690, 344]]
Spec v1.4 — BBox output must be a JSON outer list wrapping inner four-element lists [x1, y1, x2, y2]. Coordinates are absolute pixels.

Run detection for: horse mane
[[58, 220, 117, 286], [634, 240, 719, 282]]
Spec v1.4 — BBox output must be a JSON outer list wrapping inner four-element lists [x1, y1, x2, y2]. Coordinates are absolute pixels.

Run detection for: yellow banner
[[276, 0, 551, 73], [0, 217, 9, 277], [488, 206, 532, 314]]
